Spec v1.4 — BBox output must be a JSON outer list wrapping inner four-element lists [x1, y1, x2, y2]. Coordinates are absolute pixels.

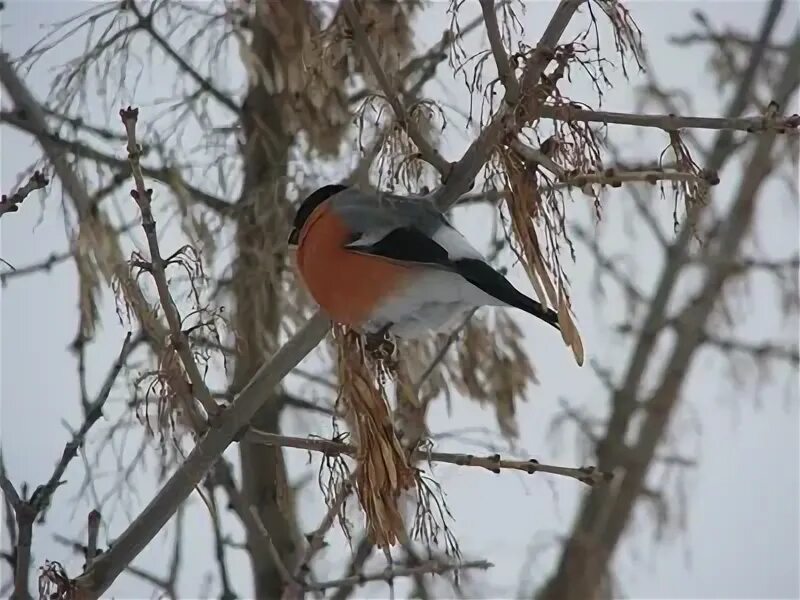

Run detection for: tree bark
[[233, 6, 300, 598]]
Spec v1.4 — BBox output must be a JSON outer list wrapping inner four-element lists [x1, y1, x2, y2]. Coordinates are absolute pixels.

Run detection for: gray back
[[328, 187, 448, 237]]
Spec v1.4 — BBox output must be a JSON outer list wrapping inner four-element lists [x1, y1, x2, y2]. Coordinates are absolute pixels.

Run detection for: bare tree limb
[[0, 467, 33, 600], [243, 429, 612, 485], [342, 0, 452, 177], [0, 170, 49, 218], [670, 31, 792, 53], [246, 506, 295, 587], [539, 104, 800, 133], [0, 109, 233, 214], [308, 559, 492, 592], [120, 107, 218, 419], [283, 477, 355, 600], [480, 0, 520, 103], [128, 0, 240, 116], [72, 313, 330, 596], [433, 0, 587, 208], [328, 536, 374, 600], [32, 332, 137, 515]]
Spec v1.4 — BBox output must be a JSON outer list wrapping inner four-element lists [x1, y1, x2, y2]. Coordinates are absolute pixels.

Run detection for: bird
[[288, 184, 561, 341]]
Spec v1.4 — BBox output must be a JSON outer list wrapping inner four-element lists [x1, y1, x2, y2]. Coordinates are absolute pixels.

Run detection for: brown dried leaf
[[557, 289, 585, 367], [334, 326, 415, 548]]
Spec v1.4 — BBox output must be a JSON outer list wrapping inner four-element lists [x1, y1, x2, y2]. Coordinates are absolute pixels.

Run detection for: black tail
[[454, 259, 560, 331]]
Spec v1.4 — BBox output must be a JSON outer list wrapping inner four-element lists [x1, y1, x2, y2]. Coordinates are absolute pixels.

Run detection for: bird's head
[[288, 184, 349, 247]]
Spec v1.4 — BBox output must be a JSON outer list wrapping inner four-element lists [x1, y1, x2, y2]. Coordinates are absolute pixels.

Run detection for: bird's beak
[[288, 227, 299, 248]]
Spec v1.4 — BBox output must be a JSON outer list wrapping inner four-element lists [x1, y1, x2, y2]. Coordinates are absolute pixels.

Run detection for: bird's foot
[[364, 325, 398, 368]]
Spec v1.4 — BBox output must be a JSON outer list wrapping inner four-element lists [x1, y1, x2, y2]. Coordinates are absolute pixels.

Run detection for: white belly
[[362, 269, 502, 339]]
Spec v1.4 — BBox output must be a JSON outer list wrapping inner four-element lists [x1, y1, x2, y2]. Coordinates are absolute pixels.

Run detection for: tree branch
[[341, 0, 452, 178], [0, 170, 49, 218], [433, 0, 587, 208], [480, 0, 520, 103], [120, 107, 218, 419], [243, 429, 612, 486], [72, 313, 331, 596], [328, 536, 374, 600], [0, 109, 232, 214], [538, 104, 800, 133], [128, 0, 240, 116], [283, 477, 355, 600], [308, 559, 492, 592], [31, 332, 138, 516]]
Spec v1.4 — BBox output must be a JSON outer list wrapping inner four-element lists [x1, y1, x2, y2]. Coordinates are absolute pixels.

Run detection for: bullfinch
[[288, 184, 560, 340]]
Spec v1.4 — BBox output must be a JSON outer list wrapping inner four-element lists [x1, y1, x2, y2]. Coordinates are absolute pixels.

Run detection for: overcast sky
[[1, 1, 798, 599]]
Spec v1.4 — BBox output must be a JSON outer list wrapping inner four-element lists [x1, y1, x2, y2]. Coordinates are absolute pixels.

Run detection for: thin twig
[[128, 0, 239, 115], [510, 139, 567, 178], [243, 430, 612, 486], [554, 168, 719, 190], [1, 220, 139, 285], [0, 171, 49, 218], [414, 310, 476, 393], [452, 160, 720, 205], [308, 559, 493, 592], [283, 477, 356, 600], [1, 250, 69, 284], [31, 332, 137, 515], [120, 107, 218, 419], [539, 104, 800, 133], [246, 506, 295, 586], [202, 478, 237, 600], [328, 536, 374, 600], [0, 110, 232, 214], [206, 459, 297, 593], [433, 0, 587, 209], [341, 0, 452, 178], [73, 313, 331, 596]]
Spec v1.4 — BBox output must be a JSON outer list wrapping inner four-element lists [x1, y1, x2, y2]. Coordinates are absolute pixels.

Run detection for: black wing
[[345, 227, 560, 330]]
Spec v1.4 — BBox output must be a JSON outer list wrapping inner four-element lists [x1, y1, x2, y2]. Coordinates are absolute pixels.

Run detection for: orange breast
[[296, 203, 412, 328]]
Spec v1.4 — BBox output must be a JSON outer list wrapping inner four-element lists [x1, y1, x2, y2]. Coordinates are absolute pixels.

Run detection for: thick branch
[[73, 313, 331, 596], [433, 0, 587, 209], [480, 0, 520, 103]]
